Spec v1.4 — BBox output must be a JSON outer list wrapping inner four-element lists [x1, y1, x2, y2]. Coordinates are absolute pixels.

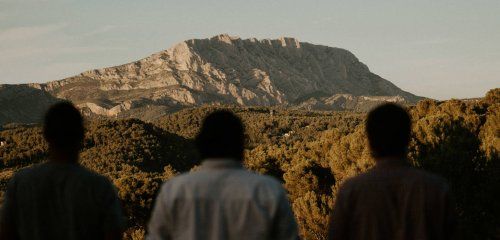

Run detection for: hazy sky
[[0, 0, 498, 99]]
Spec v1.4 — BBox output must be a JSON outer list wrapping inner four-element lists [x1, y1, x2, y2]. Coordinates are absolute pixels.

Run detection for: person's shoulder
[[337, 174, 363, 194], [14, 162, 46, 174], [76, 166, 114, 185], [71, 166, 118, 197], [353, 166, 449, 187], [340, 170, 377, 188], [248, 171, 282, 187], [337, 168, 390, 192], [239, 170, 286, 196], [158, 170, 197, 192], [161, 169, 284, 194], [228, 169, 280, 186], [408, 167, 450, 190], [11, 163, 49, 182]]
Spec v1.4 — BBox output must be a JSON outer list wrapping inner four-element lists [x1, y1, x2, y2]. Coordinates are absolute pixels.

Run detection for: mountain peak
[[0, 35, 422, 122], [184, 34, 301, 48]]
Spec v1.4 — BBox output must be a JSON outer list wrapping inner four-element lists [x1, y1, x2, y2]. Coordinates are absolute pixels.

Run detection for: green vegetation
[[1, 88, 498, 239]]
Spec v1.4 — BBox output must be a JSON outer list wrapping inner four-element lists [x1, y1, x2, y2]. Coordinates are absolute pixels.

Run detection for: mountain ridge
[[0, 34, 422, 124]]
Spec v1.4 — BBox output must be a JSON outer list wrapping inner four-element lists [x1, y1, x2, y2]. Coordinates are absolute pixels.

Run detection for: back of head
[[366, 103, 411, 159], [43, 102, 84, 155], [195, 110, 245, 161]]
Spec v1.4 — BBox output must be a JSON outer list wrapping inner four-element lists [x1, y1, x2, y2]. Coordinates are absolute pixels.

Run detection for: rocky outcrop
[[0, 34, 422, 123]]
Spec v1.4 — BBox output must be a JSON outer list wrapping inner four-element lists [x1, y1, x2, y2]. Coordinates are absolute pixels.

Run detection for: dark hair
[[195, 110, 245, 160], [366, 103, 411, 158], [43, 101, 84, 153]]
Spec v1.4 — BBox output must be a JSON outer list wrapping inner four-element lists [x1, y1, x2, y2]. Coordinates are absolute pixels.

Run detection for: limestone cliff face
[[1, 34, 421, 123]]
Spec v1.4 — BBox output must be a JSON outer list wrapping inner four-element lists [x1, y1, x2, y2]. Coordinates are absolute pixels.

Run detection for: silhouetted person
[[0, 102, 124, 240], [147, 110, 299, 240], [328, 103, 456, 240]]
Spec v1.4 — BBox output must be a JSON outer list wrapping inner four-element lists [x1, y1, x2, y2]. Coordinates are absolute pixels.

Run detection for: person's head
[[366, 103, 411, 160], [195, 110, 245, 161], [43, 101, 84, 159]]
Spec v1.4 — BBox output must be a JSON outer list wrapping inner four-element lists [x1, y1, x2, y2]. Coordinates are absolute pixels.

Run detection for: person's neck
[[201, 158, 243, 169], [49, 148, 79, 164], [374, 156, 407, 167]]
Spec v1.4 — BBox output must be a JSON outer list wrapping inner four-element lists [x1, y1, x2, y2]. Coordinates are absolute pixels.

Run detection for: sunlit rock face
[[0, 34, 421, 123]]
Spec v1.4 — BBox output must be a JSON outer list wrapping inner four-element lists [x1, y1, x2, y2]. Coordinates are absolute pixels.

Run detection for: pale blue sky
[[0, 0, 498, 99]]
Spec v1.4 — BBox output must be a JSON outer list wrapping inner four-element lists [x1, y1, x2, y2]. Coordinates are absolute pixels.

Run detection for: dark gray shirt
[[1, 162, 125, 240], [147, 159, 299, 240], [329, 159, 456, 240]]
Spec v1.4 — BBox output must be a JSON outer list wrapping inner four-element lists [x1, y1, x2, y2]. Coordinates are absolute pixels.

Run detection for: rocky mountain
[[0, 34, 421, 124]]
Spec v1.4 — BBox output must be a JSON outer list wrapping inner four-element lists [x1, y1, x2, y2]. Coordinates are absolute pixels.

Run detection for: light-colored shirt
[[328, 159, 456, 240], [0, 162, 125, 240], [147, 159, 299, 240]]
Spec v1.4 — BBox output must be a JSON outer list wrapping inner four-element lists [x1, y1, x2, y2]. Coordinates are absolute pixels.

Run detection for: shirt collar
[[200, 158, 243, 170]]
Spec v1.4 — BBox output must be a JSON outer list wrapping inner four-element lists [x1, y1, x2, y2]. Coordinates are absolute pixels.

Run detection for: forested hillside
[[1, 88, 498, 239]]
